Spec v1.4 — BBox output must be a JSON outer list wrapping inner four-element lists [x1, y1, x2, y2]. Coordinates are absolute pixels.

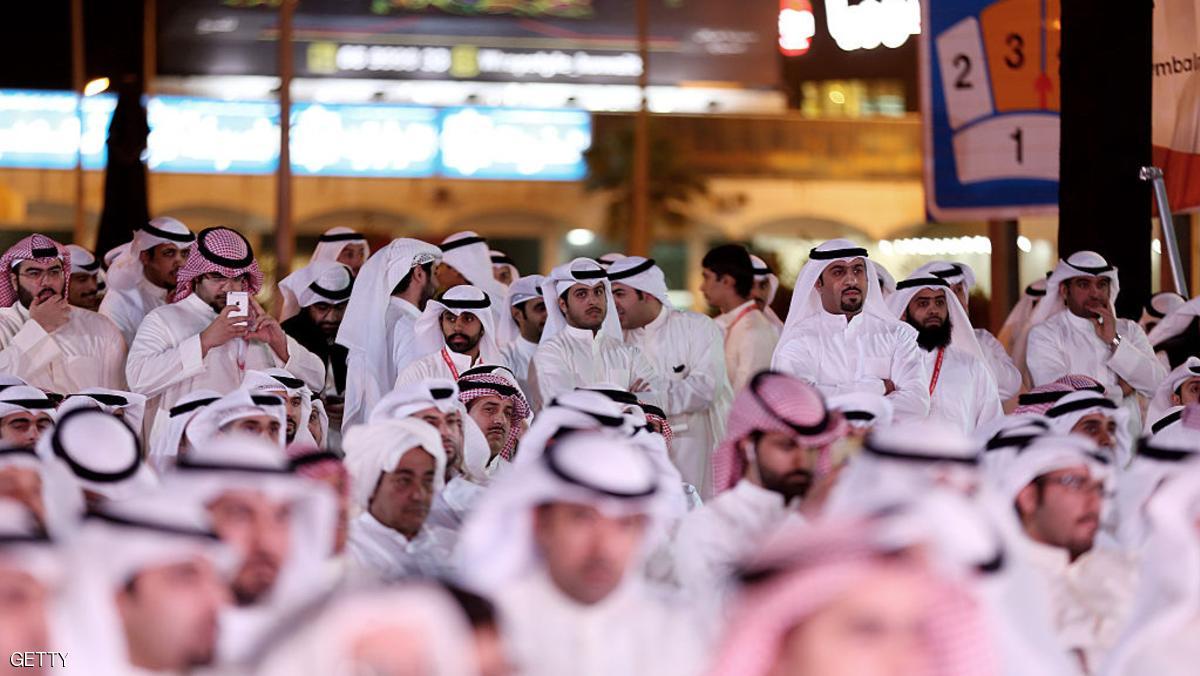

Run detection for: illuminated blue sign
[[0, 91, 590, 181]]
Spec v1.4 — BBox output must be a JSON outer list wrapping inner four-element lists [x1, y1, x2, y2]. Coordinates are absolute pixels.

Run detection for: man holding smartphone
[[127, 227, 324, 444]]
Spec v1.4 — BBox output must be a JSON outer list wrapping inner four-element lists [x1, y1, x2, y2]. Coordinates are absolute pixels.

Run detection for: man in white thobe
[[1020, 251, 1166, 435], [499, 274, 546, 396], [436, 231, 511, 342], [889, 274, 1002, 433], [771, 239, 931, 421], [1001, 434, 1136, 673], [336, 238, 442, 430], [1044, 391, 1133, 470], [1142, 356, 1200, 431], [529, 258, 663, 411], [276, 226, 369, 319], [456, 431, 703, 676], [65, 243, 104, 311], [609, 256, 732, 498], [99, 217, 195, 346], [0, 234, 127, 394], [699, 244, 779, 392], [674, 372, 844, 607], [396, 285, 503, 386], [126, 227, 324, 443], [914, 260, 1023, 400], [342, 417, 451, 579]]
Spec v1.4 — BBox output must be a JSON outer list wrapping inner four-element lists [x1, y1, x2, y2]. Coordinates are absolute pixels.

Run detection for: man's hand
[[199, 305, 249, 356], [1090, 304, 1118, 344], [882, 379, 896, 395], [629, 377, 651, 393], [1118, 377, 1134, 398], [246, 300, 289, 362], [28, 294, 69, 333]]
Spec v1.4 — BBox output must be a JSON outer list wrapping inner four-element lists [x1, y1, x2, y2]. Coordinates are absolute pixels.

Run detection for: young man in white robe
[[771, 238, 931, 421], [700, 244, 779, 392], [65, 244, 104, 311], [1142, 356, 1200, 432], [528, 258, 663, 411], [1044, 390, 1133, 469], [342, 417, 451, 578], [674, 371, 846, 608], [1001, 434, 1136, 673], [1019, 251, 1167, 435], [126, 227, 324, 443], [498, 275, 546, 397], [336, 238, 441, 430], [275, 226, 368, 319], [889, 274, 1003, 434], [456, 431, 703, 676], [0, 234, 127, 394], [913, 260, 1023, 400], [437, 231, 511, 342], [608, 256, 732, 498], [99, 217, 195, 346], [396, 285, 502, 386]]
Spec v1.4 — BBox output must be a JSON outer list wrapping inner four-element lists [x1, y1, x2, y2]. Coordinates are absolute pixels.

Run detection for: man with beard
[[397, 285, 502, 386], [0, 234, 127, 393], [529, 258, 663, 411], [771, 239, 930, 422], [342, 417, 449, 578], [1044, 390, 1132, 468], [337, 238, 442, 429], [458, 368, 530, 470], [700, 244, 779, 392], [889, 274, 1002, 433], [127, 227, 324, 443], [65, 244, 104, 311], [1001, 434, 1136, 671], [499, 275, 547, 397], [436, 232, 509, 339], [674, 371, 846, 605], [1020, 251, 1166, 435], [280, 261, 352, 409], [100, 216, 196, 345]]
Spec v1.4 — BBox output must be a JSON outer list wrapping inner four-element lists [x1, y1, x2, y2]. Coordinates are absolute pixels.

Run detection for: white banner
[[1153, 0, 1200, 212]]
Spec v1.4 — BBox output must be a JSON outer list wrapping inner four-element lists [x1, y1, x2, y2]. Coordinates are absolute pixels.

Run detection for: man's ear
[[815, 274, 824, 288], [1171, 391, 1183, 406], [1058, 280, 1071, 297], [1015, 484, 1040, 522], [510, 305, 523, 323], [558, 297, 568, 315], [139, 248, 153, 265]]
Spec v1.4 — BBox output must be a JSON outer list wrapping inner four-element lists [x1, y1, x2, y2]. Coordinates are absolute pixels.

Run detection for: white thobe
[[673, 480, 799, 607], [1107, 616, 1200, 676], [713, 301, 778, 393], [772, 310, 932, 421], [496, 570, 704, 676], [624, 307, 732, 498], [1022, 538, 1137, 670], [1026, 311, 1167, 432], [342, 297, 421, 429], [395, 348, 483, 387], [977, 327, 1022, 400], [126, 294, 324, 441], [346, 511, 452, 579], [529, 326, 664, 411], [924, 346, 1003, 434], [0, 303, 126, 393], [500, 336, 539, 397], [425, 476, 485, 532], [98, 276, 168, 346]]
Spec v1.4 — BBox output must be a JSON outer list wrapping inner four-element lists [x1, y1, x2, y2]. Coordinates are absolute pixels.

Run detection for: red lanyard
[[928, 347, 946, 395], [724, 305, 758, 346], [440, 347, 461, 381]]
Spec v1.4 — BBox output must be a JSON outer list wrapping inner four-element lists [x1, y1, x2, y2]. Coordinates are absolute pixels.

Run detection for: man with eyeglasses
[[127, 227, 324, 444], [0, 234, 127, 394], [1001, 433, 1136, 672]]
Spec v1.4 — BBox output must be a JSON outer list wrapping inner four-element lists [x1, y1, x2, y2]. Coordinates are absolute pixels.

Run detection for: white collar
[[181, 293, 217, 318], [561, 324, 607, 343], [138, 275, 170, 300], [732, 478, 792, 510], [358, 510, 413, 547], [717, 299, 757, 323], [390, 296, 422, 319]]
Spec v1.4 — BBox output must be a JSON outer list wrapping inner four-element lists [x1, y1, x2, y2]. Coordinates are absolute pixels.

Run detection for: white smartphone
[[226, 291, 250, 326]]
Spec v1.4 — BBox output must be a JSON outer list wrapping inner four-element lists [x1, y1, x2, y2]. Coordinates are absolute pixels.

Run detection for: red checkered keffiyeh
[[0, 234, 70, 307], [639, 402, 674, 446], [712, 371, 846, 494], [1013, 374, 1105, 416], [458, 373, 530, 460], [171, 227, 263, 302]]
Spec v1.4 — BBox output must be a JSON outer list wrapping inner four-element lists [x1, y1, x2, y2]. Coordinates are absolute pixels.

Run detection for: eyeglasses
[[16, 266, 64, 282], [1043, 474, 1107, 497]]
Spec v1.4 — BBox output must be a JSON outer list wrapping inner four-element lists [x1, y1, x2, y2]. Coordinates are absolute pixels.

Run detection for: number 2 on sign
[[1010, 127, 1024, 164], [954, 54, 972, 89]]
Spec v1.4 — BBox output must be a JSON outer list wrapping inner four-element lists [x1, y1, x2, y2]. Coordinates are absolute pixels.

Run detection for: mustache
[[841, 287, 861, 295]]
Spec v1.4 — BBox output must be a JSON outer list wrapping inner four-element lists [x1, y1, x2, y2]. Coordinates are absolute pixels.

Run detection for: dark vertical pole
[[71, 0, 86, 246], [274, 0, 296, 282], [989, 219, 1019, 333], [1058, 0, 1154, 318], [630, 0, 650, 257]]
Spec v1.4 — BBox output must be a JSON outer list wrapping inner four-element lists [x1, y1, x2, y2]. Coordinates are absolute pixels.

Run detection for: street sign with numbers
[[921, 0, 1061, 220]]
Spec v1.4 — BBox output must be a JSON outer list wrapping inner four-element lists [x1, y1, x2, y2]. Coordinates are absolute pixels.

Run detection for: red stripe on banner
[[1153, 144, 1200, 214]]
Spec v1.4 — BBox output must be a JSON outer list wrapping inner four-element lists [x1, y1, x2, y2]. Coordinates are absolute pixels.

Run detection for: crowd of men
[[2, 219, 1200, 676]]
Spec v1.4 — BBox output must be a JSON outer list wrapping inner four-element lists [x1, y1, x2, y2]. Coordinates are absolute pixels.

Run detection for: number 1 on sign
[[1010, 127, 1024, 164]]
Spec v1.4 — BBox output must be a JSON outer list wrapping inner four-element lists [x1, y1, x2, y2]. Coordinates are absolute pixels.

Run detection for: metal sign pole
[[1140, 166, 1188, 296]]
